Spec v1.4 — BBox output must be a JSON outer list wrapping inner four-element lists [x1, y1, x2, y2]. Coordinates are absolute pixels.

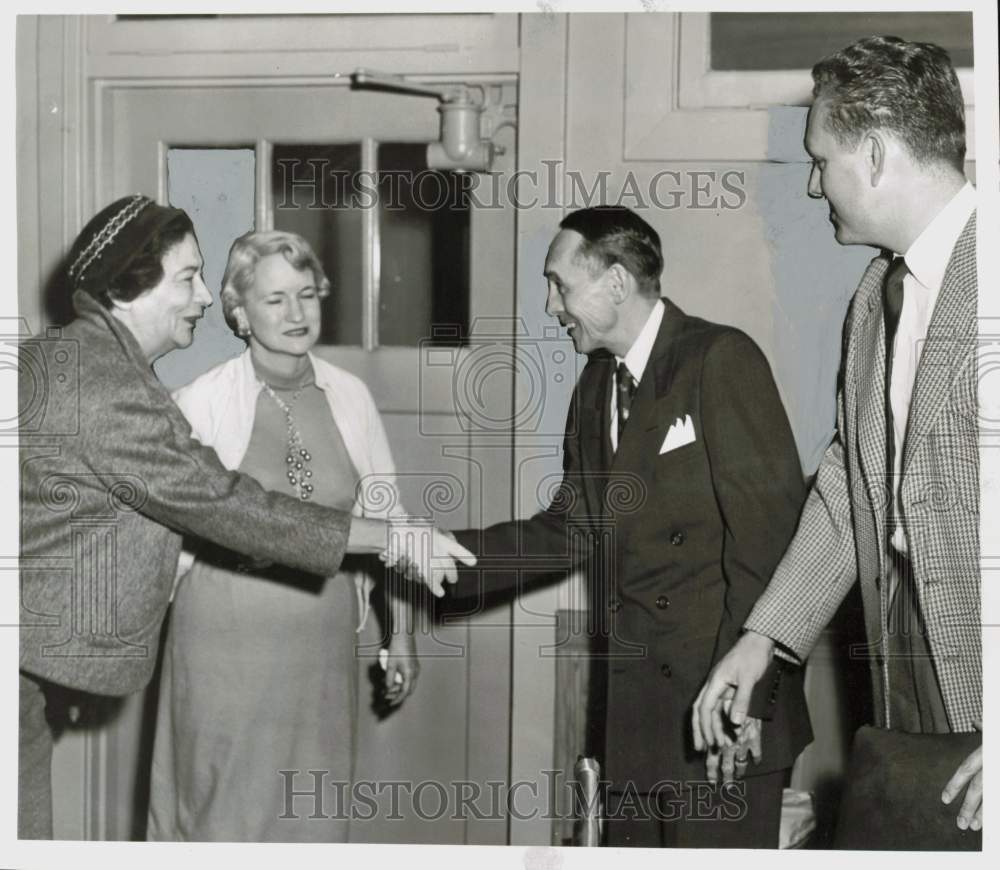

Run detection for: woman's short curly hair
[[220, 230, 331, 335]]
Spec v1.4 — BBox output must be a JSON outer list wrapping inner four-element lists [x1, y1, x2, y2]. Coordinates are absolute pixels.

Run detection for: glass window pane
[[272, 143, 363, 346], [377, 143, 469, 347], [710, 12, 973, 71], [158, 147, 254, 390]]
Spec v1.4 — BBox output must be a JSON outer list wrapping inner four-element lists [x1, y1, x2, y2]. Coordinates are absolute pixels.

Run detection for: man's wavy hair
[[811, 35, 966, 172], [559, 206, 664, 299]]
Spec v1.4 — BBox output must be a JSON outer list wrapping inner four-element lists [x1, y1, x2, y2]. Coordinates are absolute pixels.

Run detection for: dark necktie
[[616, 362, 638, 447], [883, 256, 908, 541]]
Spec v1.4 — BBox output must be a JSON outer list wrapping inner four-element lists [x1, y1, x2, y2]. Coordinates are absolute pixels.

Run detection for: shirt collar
[[903, 182, 976, 291], [616, 299, 664, 382]]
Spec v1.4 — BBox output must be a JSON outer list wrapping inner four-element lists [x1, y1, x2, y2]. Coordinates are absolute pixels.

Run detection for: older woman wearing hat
[[146, 229, 420, 841], [18, 197, 473, 839]]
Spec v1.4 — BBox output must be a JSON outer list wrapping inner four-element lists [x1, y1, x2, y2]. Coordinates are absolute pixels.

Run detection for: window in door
[[270, 141, 470, 349]]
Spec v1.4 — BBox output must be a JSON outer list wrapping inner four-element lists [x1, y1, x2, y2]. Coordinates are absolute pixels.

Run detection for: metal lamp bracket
[[351, 69, 515, 173]]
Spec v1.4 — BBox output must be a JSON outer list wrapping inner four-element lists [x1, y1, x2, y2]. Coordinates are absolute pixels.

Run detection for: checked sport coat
[[746, 214, 980, 731]]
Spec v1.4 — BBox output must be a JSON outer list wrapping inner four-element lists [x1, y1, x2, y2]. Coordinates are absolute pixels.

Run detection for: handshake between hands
[[377, 520, 476, 598]]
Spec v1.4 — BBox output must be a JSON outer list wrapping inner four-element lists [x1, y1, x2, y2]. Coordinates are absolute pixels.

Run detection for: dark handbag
[[833, 725, 981, 850]]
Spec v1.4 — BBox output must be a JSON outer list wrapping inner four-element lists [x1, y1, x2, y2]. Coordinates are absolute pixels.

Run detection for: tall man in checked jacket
[[695, 36, 983, 836], [451, 206, 812, 847]]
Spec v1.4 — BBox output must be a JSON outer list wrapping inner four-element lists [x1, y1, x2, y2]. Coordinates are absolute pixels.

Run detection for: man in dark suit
[[451, 206, 811, 847]]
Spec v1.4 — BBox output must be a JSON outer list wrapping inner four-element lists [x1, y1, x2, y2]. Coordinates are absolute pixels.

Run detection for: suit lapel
[[902, 214, 977, 475], [650, 299, 686, 405], [579, 354, 614, 514]]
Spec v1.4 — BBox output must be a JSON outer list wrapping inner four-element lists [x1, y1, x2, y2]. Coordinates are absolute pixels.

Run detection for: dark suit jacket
[[454, 299, 812, 792]]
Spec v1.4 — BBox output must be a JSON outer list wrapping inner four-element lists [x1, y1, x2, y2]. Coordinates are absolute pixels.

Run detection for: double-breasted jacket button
[[655, 595, 670, 610], [609, 598, 622, 613], [670, 531, 685, 546], [660, 663, 672, 678]]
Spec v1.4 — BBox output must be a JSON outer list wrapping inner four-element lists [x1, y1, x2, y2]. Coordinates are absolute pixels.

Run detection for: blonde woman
[[147, 231, 427, 841]]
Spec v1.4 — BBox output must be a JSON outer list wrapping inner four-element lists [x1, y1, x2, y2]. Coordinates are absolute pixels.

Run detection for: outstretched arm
[[450, 383, 598, 599]]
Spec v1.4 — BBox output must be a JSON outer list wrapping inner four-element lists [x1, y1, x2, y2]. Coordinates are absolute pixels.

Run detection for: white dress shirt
[[610, 299, 665, 452], [889, 182, 976, 554]]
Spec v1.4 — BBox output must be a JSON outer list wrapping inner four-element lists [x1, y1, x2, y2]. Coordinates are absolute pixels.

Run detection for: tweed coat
[[454, 300, 813, 796], [19, 291, 353, 696], [746, 215, 980, 731]]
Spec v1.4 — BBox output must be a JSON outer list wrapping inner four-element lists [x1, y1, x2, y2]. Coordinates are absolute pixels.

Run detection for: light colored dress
[[147, 350, 404, 842]]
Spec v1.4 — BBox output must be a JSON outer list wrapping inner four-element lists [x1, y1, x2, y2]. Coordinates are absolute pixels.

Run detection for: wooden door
[[92, 79, 518, 844]]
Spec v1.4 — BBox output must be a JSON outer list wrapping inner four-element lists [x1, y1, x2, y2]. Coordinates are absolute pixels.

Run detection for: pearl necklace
[[261, 381, 315, 500]]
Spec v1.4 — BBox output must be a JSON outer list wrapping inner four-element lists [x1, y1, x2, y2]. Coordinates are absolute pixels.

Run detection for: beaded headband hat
[[68, 194, 189, 298]]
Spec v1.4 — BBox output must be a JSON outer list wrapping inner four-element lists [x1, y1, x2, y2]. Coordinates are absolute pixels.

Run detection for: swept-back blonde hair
[[220, 230, 331, 335]]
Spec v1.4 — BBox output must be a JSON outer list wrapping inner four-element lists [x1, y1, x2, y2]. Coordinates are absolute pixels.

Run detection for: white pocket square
[[659, 414, 696, 454]]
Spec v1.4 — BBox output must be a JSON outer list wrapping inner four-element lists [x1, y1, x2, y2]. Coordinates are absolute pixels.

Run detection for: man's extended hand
[[705, 716, 764, 784], [942, 719, 983, 832], [693, 631, 774, 752]]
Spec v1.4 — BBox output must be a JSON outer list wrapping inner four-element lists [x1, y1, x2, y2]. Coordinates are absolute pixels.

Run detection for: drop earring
[[236, 309, 252, 338]]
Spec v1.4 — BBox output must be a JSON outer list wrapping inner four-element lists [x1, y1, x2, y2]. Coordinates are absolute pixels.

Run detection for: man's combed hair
[[812, 35, 966, 171], [559, 206, 664, 298]]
